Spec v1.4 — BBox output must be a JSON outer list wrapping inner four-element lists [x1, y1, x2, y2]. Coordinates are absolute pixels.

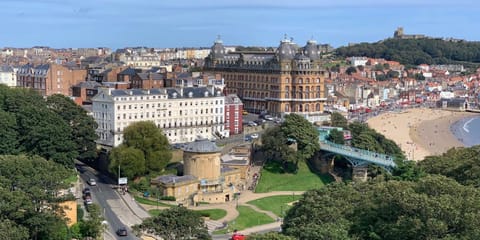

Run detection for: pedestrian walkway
[[118, 191, 151, 220]]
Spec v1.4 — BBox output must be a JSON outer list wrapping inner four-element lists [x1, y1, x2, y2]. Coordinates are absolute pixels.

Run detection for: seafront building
[[204, 36, 327, 122], [91, 86, 226, 149]]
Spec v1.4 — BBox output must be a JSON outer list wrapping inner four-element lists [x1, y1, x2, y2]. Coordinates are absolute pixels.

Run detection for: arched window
[[316, 103, 321, 111], [299, 104, 303, 112], [305, 104, 310, 112], [285, 104, 290, 112]]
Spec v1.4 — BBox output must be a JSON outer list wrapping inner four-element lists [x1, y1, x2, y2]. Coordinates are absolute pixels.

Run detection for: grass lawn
[[247, 195, 302, 217], [213, 206, 274, 234], [134, 195, 174, 207], [148, 208, 227, 221], [255, 160, 333, 193]]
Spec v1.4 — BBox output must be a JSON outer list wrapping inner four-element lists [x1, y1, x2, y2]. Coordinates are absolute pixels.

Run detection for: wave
[[463, 118, 474, 133]]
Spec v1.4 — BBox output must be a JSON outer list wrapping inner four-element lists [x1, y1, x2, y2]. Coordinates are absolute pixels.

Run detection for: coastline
[[367, 108, 476, 161]]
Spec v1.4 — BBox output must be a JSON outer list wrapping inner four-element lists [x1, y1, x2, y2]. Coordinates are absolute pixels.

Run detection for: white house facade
[[92, 86, 225, 149]]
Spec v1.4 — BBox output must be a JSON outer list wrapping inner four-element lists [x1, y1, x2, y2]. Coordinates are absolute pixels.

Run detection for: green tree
[[46, 94, 98, 161], [16, 106, 77, 167], [330, 112, 348, 129], [374, 64, 384, 71], [419, 146, 480, 187], [346, 66, 357, 75], [327, 129, 345, 145], [387, 70, 400, 78], [283, 175, 480, 239], [109, 145, 146, 179], [0, 155, 73, 240], [0, 218, 29, 240], [261, 126, 296, 171], [0, 109, 19, 154], [79, 204, 105, 238], [133, 206, 210, 240], [121, 121, 172, 174], [281, 114, 320, 166]]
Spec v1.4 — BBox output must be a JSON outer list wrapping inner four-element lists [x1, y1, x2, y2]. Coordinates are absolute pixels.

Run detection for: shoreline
[[367, 108, 476, 161]]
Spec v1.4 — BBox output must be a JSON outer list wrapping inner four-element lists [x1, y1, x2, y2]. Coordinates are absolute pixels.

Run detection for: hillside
[[336, 38, 480, 68]]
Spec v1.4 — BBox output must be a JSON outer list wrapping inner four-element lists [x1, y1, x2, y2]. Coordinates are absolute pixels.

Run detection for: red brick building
[[130, 72, 165, 89], [224, 94, 243, 135], [17, 63, 87, 96]]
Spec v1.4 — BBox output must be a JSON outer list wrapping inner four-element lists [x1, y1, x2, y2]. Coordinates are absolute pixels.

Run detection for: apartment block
[[92, 86, 226, 149], [16, 63, 87, 96], [224, 94, 243, 135]]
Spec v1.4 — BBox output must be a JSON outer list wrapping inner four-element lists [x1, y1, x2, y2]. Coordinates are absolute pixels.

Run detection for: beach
[[366, 108, 475, 161]]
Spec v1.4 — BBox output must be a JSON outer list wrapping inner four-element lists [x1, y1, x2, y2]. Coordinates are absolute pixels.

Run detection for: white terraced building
[[92, 86, 226, 149]]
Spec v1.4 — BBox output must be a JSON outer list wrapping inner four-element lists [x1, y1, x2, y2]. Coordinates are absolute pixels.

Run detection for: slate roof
[[183, 138, 221, 153], [0, 65, 13, 72], [136, 72, 164, 80], [152, 174, 197, 184]]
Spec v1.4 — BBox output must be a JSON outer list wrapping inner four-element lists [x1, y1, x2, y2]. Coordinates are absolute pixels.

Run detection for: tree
[[327, 129, 345, 145], [109, 145, 146, 179], [346, 66, 357, 75], [283, 175, 480, 239], [330, 112, 348, 129], [0, 155, 74, 240], [15, 106, 77, 167], [133, 206, 210, 240], [387, 70, 400, 78], [261, 126, 296, 171], [0, 219, 29, 240], [79, 204, 105, 238], [281, 114, 320, 165], [46, 94, 98, 161], [419, 146, 480, 187], [0, 109, 19, 154], [374, 64, 384, 71], [121, 121, 172, 174]]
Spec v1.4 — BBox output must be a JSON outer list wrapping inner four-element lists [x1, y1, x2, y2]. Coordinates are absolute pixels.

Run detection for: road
[[79, 165, 140, 240]]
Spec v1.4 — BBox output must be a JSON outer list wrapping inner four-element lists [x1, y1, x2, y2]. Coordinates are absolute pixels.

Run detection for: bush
[[160, 196, 176, 201], [77, 205, 84, 221]]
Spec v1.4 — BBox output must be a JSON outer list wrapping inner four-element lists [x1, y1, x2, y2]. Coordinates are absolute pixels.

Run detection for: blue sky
[[2, 0, 479, 49]]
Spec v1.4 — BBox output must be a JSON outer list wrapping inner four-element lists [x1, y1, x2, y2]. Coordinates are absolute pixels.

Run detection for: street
[[78, 164, 141, 240]]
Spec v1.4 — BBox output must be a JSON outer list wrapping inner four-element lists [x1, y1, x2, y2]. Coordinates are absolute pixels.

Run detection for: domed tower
[[276, 35, 295, 61], [304, 39, 320, 61], [183, 138, 222, 182], [210, 35, 226, 60]]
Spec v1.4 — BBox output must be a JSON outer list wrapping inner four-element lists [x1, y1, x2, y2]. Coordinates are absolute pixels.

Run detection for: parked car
[[244, 136, 253, 142], [116, 227, 128, 236], [264, 115, 274, 121], [250, 133, 259, 139], [87, 178, 97, 186], [84, 196, 93, 205], [247, 121, 257, 127]]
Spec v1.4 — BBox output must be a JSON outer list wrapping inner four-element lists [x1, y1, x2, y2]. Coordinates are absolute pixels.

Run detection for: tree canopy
[[336, 38, 480, 68], [0, 85, 97, 167], [46, 94, 98, 161], [109, 121, 172, 178], [282, 175, 480, 240], [418, 145, 480, 187], [0, 155, 74, 239], [133, 206, 210, 240]]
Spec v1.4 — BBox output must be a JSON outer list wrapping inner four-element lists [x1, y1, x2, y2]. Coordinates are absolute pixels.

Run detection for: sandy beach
[[367, 108, 475, 161]]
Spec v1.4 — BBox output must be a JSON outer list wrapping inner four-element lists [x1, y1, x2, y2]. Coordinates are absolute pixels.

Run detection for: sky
[[1, 0, 479, 49]]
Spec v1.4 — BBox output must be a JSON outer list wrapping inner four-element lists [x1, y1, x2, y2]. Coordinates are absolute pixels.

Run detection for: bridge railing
[[319, 140, 396, 168]]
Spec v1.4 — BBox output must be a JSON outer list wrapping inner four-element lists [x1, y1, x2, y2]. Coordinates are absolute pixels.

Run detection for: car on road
[[244, 136, 252, 142], [247, 121, 257, 127], [250, 133, 259, 139], [116, 227, 128, 236], [87, 178, 97, 186]]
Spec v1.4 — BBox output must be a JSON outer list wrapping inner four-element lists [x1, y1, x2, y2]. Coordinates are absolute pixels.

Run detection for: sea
[[451, 116, 480, 147]]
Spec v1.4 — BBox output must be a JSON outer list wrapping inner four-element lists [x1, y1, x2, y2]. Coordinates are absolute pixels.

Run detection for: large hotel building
[[204, 37, 327, 120]]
